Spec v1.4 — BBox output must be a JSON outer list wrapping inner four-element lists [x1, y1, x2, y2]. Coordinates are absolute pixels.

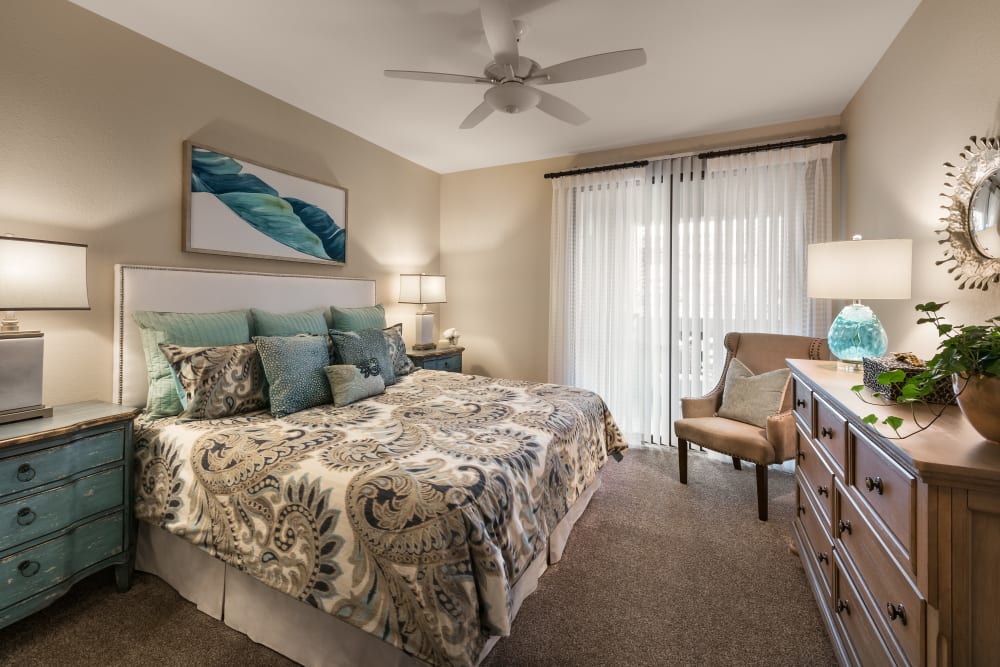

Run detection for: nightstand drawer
[[0, 428, 124, 498], [814, 395, 847, 473], [424, 354, 461, 372], [0, 467, 124, 552], [792, 376, 813, 433], [0, 512, 124, 616], [851, 426, 916, 567], [797, 430, 835, 523]]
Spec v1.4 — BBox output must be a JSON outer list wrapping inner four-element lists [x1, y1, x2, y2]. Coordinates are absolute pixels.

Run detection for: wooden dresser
[[788, 359, 1000, 666]]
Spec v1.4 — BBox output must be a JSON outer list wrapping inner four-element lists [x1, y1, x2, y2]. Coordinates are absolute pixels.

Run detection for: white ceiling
[[69, 0, 919, 174]]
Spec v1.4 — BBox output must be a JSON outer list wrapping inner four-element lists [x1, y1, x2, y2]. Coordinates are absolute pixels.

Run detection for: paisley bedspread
[[133, 370, 626, 666]]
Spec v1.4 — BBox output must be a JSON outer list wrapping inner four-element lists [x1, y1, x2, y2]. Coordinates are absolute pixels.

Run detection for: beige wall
[[842, 0, 1000, 357], [1, 1, 441, 406], [440, 116, 841, 381]]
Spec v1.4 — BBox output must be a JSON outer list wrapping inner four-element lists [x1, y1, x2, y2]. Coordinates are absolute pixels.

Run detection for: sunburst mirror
[[937, 135, 1000, 290]]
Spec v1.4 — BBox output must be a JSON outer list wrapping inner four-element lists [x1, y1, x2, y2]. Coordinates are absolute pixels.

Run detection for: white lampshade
[[807, 238, 912, 300], [399, 274, 446, 304], [0, 237, 90, 310]]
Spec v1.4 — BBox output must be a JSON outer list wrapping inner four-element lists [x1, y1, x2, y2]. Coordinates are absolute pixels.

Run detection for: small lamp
[[0, 236, 90, 423], [399, 273, 446, 350], [807, 236, 912, 370]]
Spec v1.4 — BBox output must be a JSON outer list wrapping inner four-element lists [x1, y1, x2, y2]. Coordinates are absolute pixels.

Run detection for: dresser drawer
[[0, 428, 124, 498], [0, 512, 124, 615], [851, 426, 916, 567], [814, 395, 847, 473], [796, 477, 834, 596], [797, 431, 835, 523], [424, 354, 461, 372], [837, 487, 924, 666], [834, 555, 898, 667], [0, 467, 124, 552], [792, 376, 813, 433]]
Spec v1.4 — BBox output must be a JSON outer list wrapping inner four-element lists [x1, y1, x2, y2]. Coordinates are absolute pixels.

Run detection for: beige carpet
[[0, 446, 835, 666]]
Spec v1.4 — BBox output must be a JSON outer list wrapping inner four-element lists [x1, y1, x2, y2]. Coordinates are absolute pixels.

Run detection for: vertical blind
[[549, 145, 834, 444]]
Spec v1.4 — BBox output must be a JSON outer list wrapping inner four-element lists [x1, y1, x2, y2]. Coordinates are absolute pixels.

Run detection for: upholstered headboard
[[113, 264, 376, 407]]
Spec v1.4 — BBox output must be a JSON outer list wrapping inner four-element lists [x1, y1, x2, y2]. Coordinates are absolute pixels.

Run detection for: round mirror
[[970, 171, 1000, 258]]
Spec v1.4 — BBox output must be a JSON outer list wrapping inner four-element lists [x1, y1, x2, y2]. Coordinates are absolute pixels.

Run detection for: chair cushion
[[717, 358, 790, 428], [674, 416, 776, 464]]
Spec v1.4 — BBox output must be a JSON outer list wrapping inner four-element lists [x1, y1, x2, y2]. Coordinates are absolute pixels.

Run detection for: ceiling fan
[[384, 0, 646, 129]]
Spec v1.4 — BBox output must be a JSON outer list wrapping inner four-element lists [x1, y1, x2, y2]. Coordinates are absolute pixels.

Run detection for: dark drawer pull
[[18, 560, 40, 577], [816, 552, 829, 564], [864, 476, 884, 495], [16, 463, 36, 482], [836, 599, 850, 614], [797, 505, 806, 516], [838, 519, 852, 535], [821, 427, 834, 439], [16, 507, 36, 526], [796, 398, 807, 408], [816, 485, 829, 497], [796, 450, 805, 461], [886, 602, 907, 625]]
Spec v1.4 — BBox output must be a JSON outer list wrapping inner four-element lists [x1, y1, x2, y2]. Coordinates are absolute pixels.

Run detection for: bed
[[113, 265, 625, 667]]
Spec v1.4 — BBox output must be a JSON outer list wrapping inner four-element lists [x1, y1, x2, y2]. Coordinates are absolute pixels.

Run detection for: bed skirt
[[136, 476, 602, 666]]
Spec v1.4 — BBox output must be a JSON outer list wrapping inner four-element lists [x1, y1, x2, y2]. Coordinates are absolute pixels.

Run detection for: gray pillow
[[716, 358, 790, 428], [382, 323, 416, 376], [325, 362, 385, 407], [254, 335, 332, 417], [329, 329, 396, 386]]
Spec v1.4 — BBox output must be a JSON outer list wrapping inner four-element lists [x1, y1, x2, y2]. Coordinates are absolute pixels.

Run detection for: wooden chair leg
[[755, 463, 768, 521], [678, 438, 688, 484], [732, 457, 742, 471]]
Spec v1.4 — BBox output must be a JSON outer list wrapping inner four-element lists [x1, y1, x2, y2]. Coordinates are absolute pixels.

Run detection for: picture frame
[[183, 141, 348, 265]]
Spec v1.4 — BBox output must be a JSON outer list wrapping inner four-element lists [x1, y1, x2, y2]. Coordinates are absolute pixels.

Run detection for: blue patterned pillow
[[382, 323, 416, 376], [254, 335, 332, 417], [329, 329, 396, 386]]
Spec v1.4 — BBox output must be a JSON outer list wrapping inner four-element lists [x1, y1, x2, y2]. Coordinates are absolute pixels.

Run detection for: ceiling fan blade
[[480, 0, 519, 70], [531, 48, 647, 84], [384, 70, 491, 84], [535, 89, 588, 125], [460, 101, 494, 129]]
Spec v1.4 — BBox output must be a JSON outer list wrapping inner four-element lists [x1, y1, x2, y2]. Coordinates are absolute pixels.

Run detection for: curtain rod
[[543, 160, 649, 180], [696, 133, 846, 160]]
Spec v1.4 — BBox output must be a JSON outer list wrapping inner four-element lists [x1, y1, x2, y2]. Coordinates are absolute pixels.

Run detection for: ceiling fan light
[[485, 82, 541, 114]]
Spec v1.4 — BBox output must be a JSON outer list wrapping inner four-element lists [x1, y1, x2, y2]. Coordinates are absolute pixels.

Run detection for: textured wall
[[0, 1, 441, 405]]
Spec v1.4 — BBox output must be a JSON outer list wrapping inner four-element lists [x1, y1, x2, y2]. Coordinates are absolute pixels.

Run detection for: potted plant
[[854, 301, 1000, 441]]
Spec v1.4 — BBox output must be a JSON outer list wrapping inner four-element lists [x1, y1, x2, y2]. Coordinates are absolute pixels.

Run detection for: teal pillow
[[325, 363, 385, 407], [254, 335, 332, 417], [330, 304, 386, 332], [251, 308, 329, 336], [133, 310, 251, 418], [329, 329, 396, 386]]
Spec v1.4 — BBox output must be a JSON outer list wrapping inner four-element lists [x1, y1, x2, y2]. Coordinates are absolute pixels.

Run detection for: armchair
[[673, 332, 828, 521]]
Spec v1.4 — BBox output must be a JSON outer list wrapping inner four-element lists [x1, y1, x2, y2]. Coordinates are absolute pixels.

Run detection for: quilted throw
[[134, 370, 626, 666]]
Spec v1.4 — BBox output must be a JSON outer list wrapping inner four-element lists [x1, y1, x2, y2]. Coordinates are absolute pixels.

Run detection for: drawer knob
[[838, 519, 852, 535], [886, 602, 907, 625], [816, 485, 829, 497], [16, 463, 36, 482], [16, 507, 36, 526], [821, 426, 834, 439], [796, 450, 806, 461], [18, 560, 40, 578], [836, 599, 850, 614], [864, 476, 884, 495], [816, 552, 829, 564], [796, 398, 807, 408], [797, 505, 806, 516]]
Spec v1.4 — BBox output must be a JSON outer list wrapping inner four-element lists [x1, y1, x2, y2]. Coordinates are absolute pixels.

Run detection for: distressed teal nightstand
[[407, 346, 464, 373], [0, 401, 139, 629]]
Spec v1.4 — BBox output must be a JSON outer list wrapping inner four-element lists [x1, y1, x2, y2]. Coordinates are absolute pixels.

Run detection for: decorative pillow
[[329, 328, 396, 386], [717, 358, 791, 428], [133, 310, 251, 418], [325, 361, 386, 407], [251, 308, 329, 337], [254, 335, 332, 417], [330, 304, 386, 332], [382, 323, 416, 376], [158, 342, 267, 420]]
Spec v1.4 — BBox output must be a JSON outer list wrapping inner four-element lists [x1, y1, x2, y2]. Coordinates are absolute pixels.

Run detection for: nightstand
[[407, 345, 465, 373], [0, 401, 139, 630]]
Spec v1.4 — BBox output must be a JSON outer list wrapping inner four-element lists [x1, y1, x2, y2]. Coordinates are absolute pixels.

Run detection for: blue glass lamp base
[[827, 303, 888, 366]]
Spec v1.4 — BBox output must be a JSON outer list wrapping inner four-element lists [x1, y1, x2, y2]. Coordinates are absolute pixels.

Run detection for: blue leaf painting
[[190, 148, 345, 262]]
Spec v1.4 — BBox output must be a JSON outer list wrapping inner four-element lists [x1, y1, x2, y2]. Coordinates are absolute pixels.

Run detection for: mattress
[[133, 369, 626, 666]]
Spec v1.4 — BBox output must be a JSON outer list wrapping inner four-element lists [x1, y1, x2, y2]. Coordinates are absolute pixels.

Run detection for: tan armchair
[[673, 332, 829, 521]]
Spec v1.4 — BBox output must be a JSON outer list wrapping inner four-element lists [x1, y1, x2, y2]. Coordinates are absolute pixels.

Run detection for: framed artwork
[[183, 141, 347, 265]]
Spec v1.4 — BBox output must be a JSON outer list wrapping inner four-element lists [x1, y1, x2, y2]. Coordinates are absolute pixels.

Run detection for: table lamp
[[0, 236, 90, 423], [399, 273, 446, 350], [807, 236, 912, 371]]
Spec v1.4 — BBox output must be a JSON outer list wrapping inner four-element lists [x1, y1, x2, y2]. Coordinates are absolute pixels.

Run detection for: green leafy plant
[[852, 302, 1000, 437]]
